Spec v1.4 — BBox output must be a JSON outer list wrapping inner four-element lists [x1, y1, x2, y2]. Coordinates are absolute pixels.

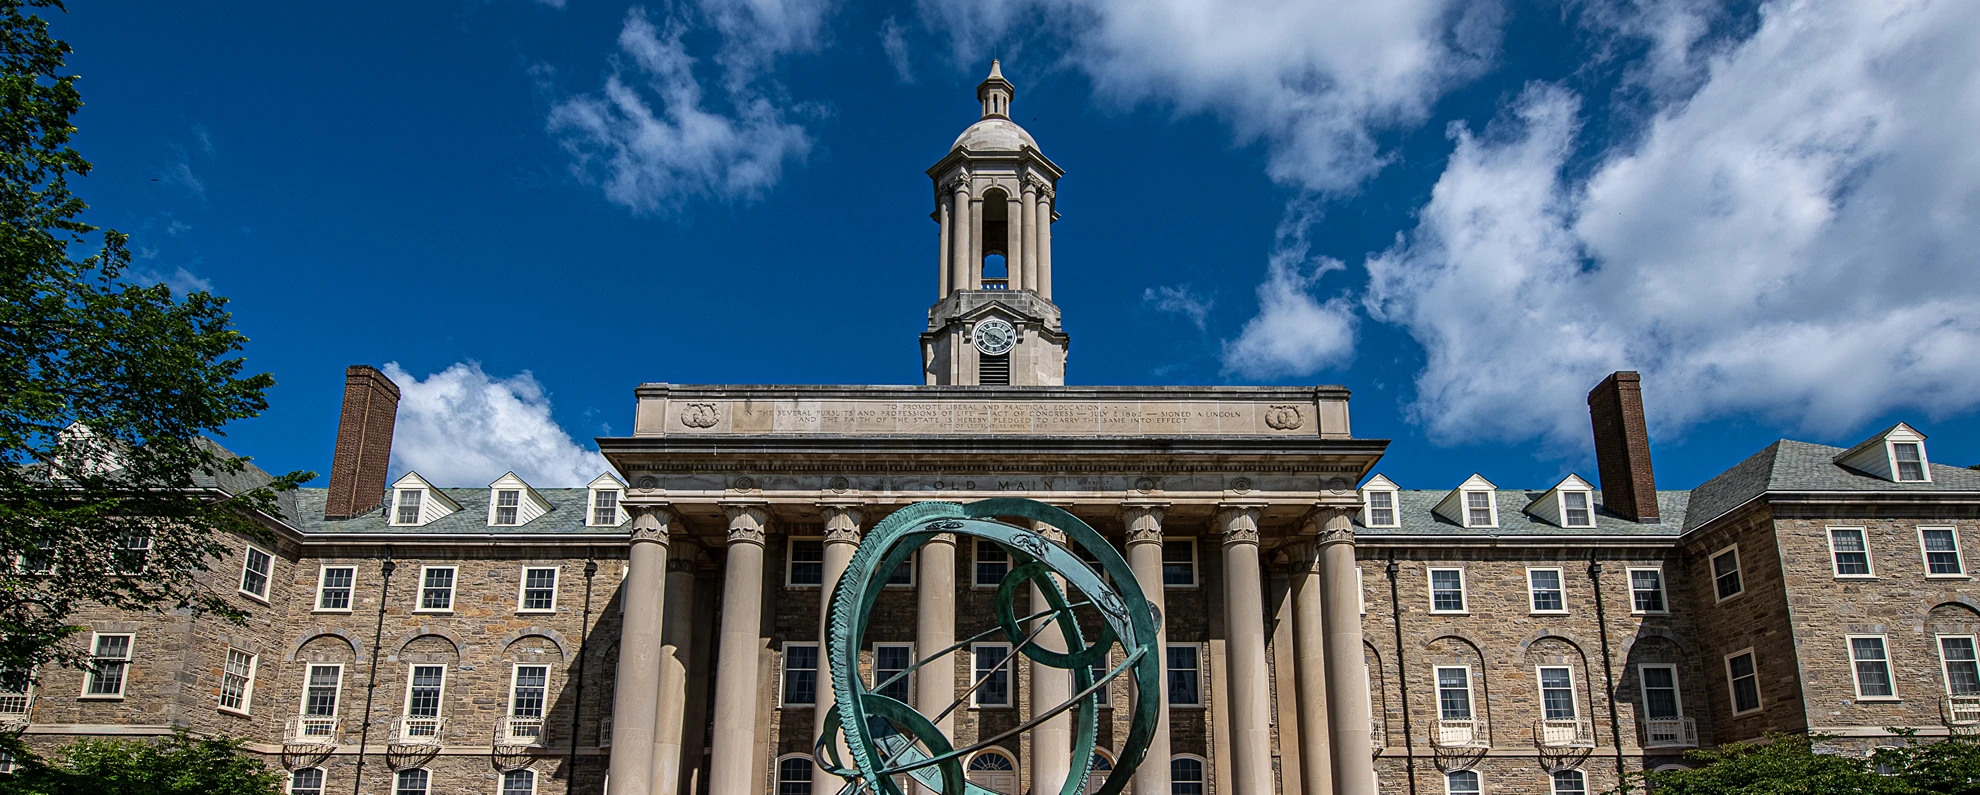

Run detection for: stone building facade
[[7, 62, 1980, 795]]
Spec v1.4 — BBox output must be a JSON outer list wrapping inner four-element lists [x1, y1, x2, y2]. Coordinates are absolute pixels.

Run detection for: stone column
[[1006, 194, 1026, 290], [1287, 539, 1333, 795], [938, 194, 952, 298], [969, 195, 984, 289], [952, 182, 973, 293], [1030, 522, 1072, 795], [1036, 190, 1052, 300], [707, 505, 770, 795], [1121, 506, 1171, 795], [609, 505, 676, 795], [653, 542, 701, 795], [1318, 509, 1376, 795], [1019, 183, 1039, 292], [915, 532, 958, 795], [1217, 505, 1273, 795], [814, 505, 864, 795]]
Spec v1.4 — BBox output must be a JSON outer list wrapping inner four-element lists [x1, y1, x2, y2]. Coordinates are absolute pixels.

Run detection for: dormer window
[[587, 473, 630, 527], [387, 472, 459, 527], [1893, 442, 1927, 482], [494, 490, 521, 525], [395, 490, 422, 525], [1360, 475, 1400, 528], [1465, 492, 1493, 526], [484, 473, 549, 528], [1528, 474, 1597, 529], [1562, 491, 1593, 527], [1833, 423, 1932, 483], [1433, 475, 1499, 528]]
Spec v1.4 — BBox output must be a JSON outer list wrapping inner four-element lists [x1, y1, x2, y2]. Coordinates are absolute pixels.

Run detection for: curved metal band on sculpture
[[821, 498, 1161, 795]]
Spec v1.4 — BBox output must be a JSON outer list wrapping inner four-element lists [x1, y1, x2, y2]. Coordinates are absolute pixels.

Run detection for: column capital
[[630, 504, 680, 545], [1031, 520, 1066, 544], [1300, 506, 1358, 548], [1120, 504, 1166, 545], [820, 503, 865, 546], [722, 503, 770, 546], [1215, 504, 1263, 547]]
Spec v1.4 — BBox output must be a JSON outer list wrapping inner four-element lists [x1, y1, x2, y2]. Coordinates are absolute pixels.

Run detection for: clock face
[[974, 319, 1017, 356]]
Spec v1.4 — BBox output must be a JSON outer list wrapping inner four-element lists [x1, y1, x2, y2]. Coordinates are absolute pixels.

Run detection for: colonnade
[[938, 176, 1053, 300], [610, 501, 1372, 795]]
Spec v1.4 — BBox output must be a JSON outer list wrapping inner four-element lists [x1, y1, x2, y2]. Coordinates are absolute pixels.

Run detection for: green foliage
[[0, 0, 310, 675], [0, 731, 285, 795], [1621, 733, 1980, 795], [1874, 735, 1980, 795]]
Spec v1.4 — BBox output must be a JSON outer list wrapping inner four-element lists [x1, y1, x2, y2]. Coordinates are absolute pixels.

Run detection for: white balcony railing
[[394, 716, 445, 745], [285, 716, 340, 743], [1433, 718, 1486, 748], [1535, 718, 1594, 748], [1371, 719, 1386, 751], [599, 715, 614, 748], [1946, 696, 1980, 726], [501, 715, 545, 746], [1643, 717, 1698, 748]]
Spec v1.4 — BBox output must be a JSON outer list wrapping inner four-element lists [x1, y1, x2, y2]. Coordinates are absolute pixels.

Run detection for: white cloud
[[881, 17, 914, 83], [130, 265, 214, 295], [382, 362, 609, 488], [1143, 284, 1212, 330], [1222, 212, 1358, 378], [1366, 0, 1980, 448]]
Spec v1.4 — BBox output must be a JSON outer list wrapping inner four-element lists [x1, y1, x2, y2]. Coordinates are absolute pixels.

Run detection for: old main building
[[11, 62, 1980, 795]]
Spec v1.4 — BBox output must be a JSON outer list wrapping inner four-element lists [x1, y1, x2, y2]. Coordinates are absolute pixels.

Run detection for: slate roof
[[290, 487, 624, 535], [1683, 439, 1980, 531], [1356, 489, 1690, 538]]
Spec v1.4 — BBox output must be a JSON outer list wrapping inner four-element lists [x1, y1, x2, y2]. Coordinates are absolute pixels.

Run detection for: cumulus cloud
[[1366, 0, 1980, 448], [1222, 212, 1358, 378], [383, 362, 608, 488]]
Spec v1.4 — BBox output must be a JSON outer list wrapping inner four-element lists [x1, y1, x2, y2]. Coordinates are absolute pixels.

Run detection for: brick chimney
[[324, 365, 401, 520], [1587, 371, 1659, 522]]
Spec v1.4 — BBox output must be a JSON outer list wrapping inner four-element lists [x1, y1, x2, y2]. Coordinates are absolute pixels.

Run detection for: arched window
[[778, 755, 814, 795], [967, 749, 1018, 795], [394, 769, 430, 795], [1445, 770, 1480, 795], [502, 769, 537, 795], [1083, 752, 1113, 795], [1551, 769, 1586, 795], [1171, 756, 1205, 795], [288, 768, 325, 795]]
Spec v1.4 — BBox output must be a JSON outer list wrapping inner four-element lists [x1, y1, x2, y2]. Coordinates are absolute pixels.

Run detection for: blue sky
[[51, 0, 1980, 491]]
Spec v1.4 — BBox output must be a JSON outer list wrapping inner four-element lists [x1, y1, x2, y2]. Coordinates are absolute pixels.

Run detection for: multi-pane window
[[777, 757, 814, 795], [1539, 667, 1577, 720], [1552, 769, 1587, 795], [1712, 547, 1743, 601], [404, 665, 446, 723], [1170, 758, 1205, 795], [1941, 637, 1980, 696], [418, 567, 456, 611], [783, 644, 819, 706], [84, 634, 132, 697], [303, 665, 342, 720], [975, 540, 1009, 587], [1726, 650, 1761, 714], [116, 532, 152, 574], [510, 665, 548, 739], [1161, 540, 1196, 586], [1365, 490, 1397, 527], [519, 567, 558, 611], [874, 644, 912, 702], [885, 552, 915, 587], [19, 543, 53, 575], [973, 644, 1012, 707], [789, 539, 825, 586], [1829, 528, 1873, 576], [395, 490, 422, 524], [395, 769, 429, 795], [1464, 491, 1494, 527], [317, 566, 355, 611], [1429, 568, 1467, 613], [967, 751, 1017, 795], [240, 546, 273, 599], [1850, 636, 1896, 699], [1639, 665, 1681, 719], [1445, 770, 1480, 795], [1893, 442, 1927, 481], [0, 666, 31, 716], [1629, 569, 1667, 613], [494, 489, 521, 525], [219, 649, 256, 713], [502, 769, 536, 795], [1922, 528, 1965, 576], [289, 768, 325, 795], [1528, 568, 1565, 613], [1435, 667, 1473, 720], [1167, 644, 1201, 706], [1562, 491, 1593, 527], [591, 489, 621, 526]]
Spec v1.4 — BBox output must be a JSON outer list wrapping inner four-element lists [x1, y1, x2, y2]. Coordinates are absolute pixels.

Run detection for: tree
[[0, 0, 309, 676], [1627, 733, 1912, 795], [0, 731, 285, 795]]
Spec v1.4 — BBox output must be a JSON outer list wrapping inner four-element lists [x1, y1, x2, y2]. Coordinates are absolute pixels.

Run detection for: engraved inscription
[[663, 398, 1327, 435]]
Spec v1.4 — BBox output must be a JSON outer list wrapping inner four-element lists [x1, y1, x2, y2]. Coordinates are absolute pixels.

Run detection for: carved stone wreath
[[1264, 405, 1304, 430], [681, 403, 719, 428]]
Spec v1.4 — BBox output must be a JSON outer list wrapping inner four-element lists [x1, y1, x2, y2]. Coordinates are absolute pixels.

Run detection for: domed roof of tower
[[952, 59, 1039, 153]]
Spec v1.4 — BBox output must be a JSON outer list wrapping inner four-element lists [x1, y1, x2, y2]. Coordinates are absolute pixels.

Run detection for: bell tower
[[921, 60, 1068, 386]]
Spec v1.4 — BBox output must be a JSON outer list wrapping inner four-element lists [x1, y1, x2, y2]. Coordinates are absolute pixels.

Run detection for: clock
[[973, 318, 1017, 356]]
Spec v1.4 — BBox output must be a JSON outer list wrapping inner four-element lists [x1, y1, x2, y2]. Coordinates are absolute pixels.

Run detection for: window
[[239, 546, 273, 600], [316, 566, 355, 611], [502, 769, 536, 795], [1429, 568, 1467, 613], [1712, 546, 1743, 602], [394, 490, 422, 525], [394, 769, 429, 795], [1089, 648, 1112, 707], [83, 633, 132, 698], [783, 643, 819, 706], [789, 538, 825, 587], [115, 531, 152, 574], [303, 664, 342, 721], [1639, 665, 1682, 719], [975, 540, 1009, 587], [1161, 540, 1196, 587], [1921, 528, 1965, 576], [1893, 442, 1927, 482], [1167, 644, 1201, 707], [1464, 490, 1495, 527], [885, 552, 915, 587], [1828, 528, 1873, 576], [509, 665, 548, 734], [967, 751, 1017, 795], [591, 488, 622, 526], [491, 489, 520, 525], [777, 757, 813, 795], [1365, 489, 1398, 527], [417, 567, 455, 612], [1084, 754, 1113, 795], [18, 543, 53, 575], [1562, 491, 1594, 528], [1849, 636, 1896, 700], [1725, 649, 1761, 715], [1170, 757, 1205, 795], [1552, 769, 1587, 795], [1528, 568, 1566, 613], [1940, 637, 1980, 696], [1445, 770, 1480, 795], [1629, 568, 1667, 614], [288, 768, 325, 795], [874, 644, 912, 702], [972, 644, 1012, 707], [518, 567, 558, 612], [403, 665, 446, 728], [1435, 667, 1473, 720], [0, 666, 31, 716], [219, 649, 256, 714], [1539, 666, 1577, 720]]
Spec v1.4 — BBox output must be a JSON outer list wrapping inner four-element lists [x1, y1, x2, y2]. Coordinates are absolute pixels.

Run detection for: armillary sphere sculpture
[[817, 498, 1161, 795]]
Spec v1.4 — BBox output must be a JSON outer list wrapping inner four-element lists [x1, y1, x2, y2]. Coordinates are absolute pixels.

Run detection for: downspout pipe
[[353, 550, 395, 795], [571, 553, 597, 781], [1387, 553, 1417, 795], [1589, 553, 1628, 790]]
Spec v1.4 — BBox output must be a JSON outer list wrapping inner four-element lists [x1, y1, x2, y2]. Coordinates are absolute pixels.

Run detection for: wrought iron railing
[[599, 715, 614, 748], [1643, 716, 1698, 748], [394, 716, 445, 745], [1535, 718, 1593, 748], [1433, 718, 1486, 748], [501, 715, 544, 746], [285, 716, 340, 743]]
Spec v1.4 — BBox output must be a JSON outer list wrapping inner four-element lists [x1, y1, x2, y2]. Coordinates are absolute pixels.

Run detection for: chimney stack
[[1587, 371, 1659, 522], [325, 365, 400, 520]]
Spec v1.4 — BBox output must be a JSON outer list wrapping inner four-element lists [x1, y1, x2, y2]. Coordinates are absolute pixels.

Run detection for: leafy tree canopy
[[1628, 733, 1980, 795], [0, 731, 285, 795]]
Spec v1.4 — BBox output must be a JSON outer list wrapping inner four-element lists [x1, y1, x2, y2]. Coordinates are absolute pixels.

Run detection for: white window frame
[[1827, 527, 1875, 578], [1559, 490, 1596, 529], [1847, 634, 1899, 701], [491, 489, 523, 526], [1920, 527, 1967, 578], [288, 767, 326, 795], [974, 539, 1010, 589], [1167, 642, 1204, 708], [883, 551, 917, 588], [787, 536, 826, 588], [238, 544, 274, 602], [315, 565, 356, 613], [401, 664, 449, 719], [415, 566, 457, 613], [1527, 567, 1568, 615], [970, 643, 1014, 708], [1357, 566, 1367, 615], [1444, 768, 1482, 795], [1536, 665, 1579, 720], [517, 566, 559, 613], [872, 642, 915, 703], [1160, 538, 1199, 588], [1363, 488, 1400, 528], [395, 768, 431, 795], [1711, 545, 1744, 604], [1428, 567, 1468, 614], [775, 754, 816, 795], [1434, 665, 1474, 720], [781, 642, 820, 707], [1889, 440, 1931, 483], [501, 768, 538, 795], [392, 489, 424, 526], [1724, 648, 1762, 716], [1939, 635, 1980, 697], [508, 663, 550, 720], [299, 663, 344, 719], [80, 632, 133, 699], [1461, 489, 1498, 528], [218, 647, 257, 716], [588, 488, 623, 527], [1637, 663, 1684, 719], [1550, 769, 1588, 795], [1627, 567, 1669, 615], [1170, 755, 1208, 795], [115, 530, 153, 575]]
